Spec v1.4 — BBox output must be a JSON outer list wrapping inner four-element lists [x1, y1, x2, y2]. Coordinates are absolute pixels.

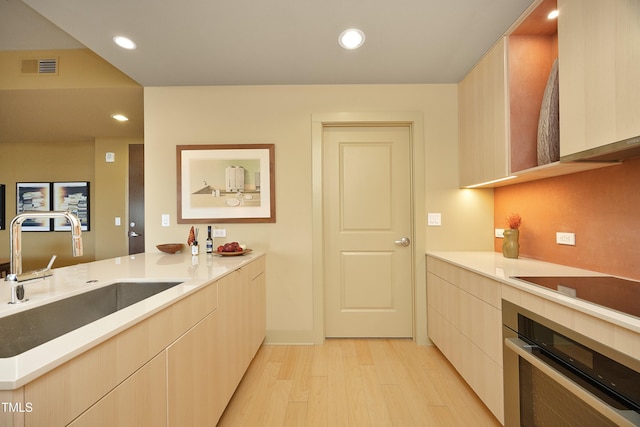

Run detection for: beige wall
[[0, 141, 96, 269], [94, 137, 143, 259], [144, 84, 494, 344]]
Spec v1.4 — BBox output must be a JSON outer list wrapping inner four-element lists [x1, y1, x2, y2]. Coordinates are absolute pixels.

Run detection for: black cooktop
[[513, 276, 640, 319]]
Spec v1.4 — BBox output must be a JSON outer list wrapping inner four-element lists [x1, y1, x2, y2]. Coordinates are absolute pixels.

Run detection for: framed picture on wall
[[53, 182, 90, 231], [16, 182, 52, 231], [177, 144, 276, 223], [0, 184, 5, 230]]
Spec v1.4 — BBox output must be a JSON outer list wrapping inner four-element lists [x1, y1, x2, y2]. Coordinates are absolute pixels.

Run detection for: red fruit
[[217, 245, 224, 252]]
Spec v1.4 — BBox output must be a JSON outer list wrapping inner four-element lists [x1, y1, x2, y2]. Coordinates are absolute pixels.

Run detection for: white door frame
[[311, 112, 427, 345]]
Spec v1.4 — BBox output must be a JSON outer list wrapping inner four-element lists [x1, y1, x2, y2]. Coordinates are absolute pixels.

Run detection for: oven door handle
[[505, 337, 639, 427]]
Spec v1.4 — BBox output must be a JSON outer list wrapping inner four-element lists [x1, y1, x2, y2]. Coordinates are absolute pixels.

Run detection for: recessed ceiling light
[[111, 114, 129, 122], [113, 36, 136, 50], [547, 10, 559, 19], [339, 29, 365, 50]]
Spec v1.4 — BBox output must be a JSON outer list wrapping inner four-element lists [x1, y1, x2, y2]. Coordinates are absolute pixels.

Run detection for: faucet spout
[[6, 211, 83, 304], [9, 211, 83, 276]]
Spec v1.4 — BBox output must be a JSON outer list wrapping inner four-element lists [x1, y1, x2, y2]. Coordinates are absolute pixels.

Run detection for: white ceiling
[[6, 0, 535, 86]]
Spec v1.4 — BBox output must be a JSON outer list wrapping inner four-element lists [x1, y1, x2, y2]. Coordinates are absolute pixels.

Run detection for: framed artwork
[[177, 144, 276, 223], [16, 182, 52, 231], [0, 184, 5, 230], [53, 182, 90, 231]]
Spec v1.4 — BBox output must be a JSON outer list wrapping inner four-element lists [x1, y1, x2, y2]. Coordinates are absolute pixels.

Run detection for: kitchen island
[[0, 250, 266, 426], [426, 251, 640, 424]]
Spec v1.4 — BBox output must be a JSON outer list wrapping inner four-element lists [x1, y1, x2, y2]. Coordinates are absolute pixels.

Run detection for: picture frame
[[177, 144, 276, 223], [16, 182, 52, 231], [0, 184, 5, 230], [52, 182, 90, 231]]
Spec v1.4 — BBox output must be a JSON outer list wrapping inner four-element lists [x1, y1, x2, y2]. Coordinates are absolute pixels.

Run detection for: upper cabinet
[[558, 0, 640, 157], [458, 37, 509, 188], [458, 0, 622, 188]]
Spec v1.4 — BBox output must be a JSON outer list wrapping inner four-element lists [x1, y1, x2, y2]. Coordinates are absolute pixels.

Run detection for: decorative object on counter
[[206, 225, 214, 253], [537, 58, 560, 166], [176, 144, 276, 224], [503, 213, 522, 259], [214, 241, 251, 256], [189, 227, 199, 255], [156, 243, 184, 254]]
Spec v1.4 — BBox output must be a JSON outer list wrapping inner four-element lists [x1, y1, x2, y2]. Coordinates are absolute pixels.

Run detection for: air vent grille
[[38, 59, 57, 74], [20, 58, 58, 75]]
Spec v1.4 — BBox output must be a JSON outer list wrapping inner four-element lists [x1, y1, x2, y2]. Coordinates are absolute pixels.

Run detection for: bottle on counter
[[206, 225, 213, 254], [191, 228, 199, 255]]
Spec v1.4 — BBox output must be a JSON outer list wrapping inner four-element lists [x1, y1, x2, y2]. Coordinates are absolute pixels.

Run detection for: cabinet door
[[167, 310, 223, 427], [68, 353, 167, 427], [559, 0, 640, 155], [458, 37, 509, 187]]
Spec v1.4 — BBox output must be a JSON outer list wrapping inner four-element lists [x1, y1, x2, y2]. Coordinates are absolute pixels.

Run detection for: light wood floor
[[217, 339, 501, 426]]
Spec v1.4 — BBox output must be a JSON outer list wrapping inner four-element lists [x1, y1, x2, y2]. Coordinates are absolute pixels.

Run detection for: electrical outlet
[[556, 232, 576, 246], [495, 228, 505, 238], [161, 214, 170, 227], [213, 229, 226, 237]]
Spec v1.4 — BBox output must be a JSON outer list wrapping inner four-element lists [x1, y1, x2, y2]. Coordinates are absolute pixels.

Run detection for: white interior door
[[323, 125, 413, 337]]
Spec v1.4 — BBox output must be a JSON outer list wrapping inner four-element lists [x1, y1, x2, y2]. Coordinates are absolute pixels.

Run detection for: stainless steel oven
[[503, 300, 640, 426]]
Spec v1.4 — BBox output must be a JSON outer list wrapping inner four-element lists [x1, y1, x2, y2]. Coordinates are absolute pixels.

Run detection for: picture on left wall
[[16, 182, 51, 231], [0, 184, 5, 230], [15, 182, 90, 231]]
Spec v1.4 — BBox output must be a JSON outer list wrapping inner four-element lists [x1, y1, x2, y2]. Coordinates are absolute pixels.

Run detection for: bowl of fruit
[[214, 241, 251, 256]]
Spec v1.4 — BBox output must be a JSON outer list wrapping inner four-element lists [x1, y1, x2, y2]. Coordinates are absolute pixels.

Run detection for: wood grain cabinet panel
[[458, 37, 509, 187], [67, 353, 166, 427], [167, 310, 223, 426], [426, 256, 504, 424], [16, 255, 266, 427], [559, 0, 640, 155]]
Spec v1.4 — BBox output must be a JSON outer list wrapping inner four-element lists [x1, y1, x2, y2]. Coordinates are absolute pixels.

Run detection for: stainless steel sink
[[0, 281, 183, 358]]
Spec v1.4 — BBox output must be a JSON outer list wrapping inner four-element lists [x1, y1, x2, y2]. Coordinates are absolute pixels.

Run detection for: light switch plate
[[495, 228, 505, 238], [427, 213, 442, 226], [213, 229, 226, 237], [161, 214, 170, 227]]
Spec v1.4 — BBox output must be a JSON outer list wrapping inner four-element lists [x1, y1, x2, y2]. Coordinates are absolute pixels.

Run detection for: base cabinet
[[68, 353, 167, 427], [12, 255, 265, 427], [426, 256, 504, 424], [167, 310, 224, 426]]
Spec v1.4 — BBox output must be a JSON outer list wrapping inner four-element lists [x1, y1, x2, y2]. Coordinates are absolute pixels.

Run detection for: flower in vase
[[505, 213, 522, 230]]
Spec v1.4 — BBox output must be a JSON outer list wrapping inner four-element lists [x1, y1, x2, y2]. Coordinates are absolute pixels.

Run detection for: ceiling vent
[[21, 58, 58, 75]]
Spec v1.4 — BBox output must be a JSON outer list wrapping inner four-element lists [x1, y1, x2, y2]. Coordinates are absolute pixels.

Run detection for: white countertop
[[0, 251, 264, 390], [426, 251, 640, 333]]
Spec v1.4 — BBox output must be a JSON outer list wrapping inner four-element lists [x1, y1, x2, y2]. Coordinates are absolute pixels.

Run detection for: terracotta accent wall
[[494, 157, 640, 280]]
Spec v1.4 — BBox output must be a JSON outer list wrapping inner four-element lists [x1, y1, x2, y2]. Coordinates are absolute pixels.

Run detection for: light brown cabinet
[[426, 256, 504, 424], [68, 353, 167, 427], [458, 37, 509, 188], [558, 0, 640, 156], [11, 255, 265, 427], [166, 256, 267, 427], [458, 0, 618, 188], [167, 310, 224, 426]]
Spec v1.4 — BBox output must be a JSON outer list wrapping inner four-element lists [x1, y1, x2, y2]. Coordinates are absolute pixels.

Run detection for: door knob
[[394, 237, 410, 247], [129, 231, 141, 237]]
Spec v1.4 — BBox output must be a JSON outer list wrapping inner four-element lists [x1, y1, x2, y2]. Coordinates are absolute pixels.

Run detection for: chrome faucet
[[5, 211, 83, 304]]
